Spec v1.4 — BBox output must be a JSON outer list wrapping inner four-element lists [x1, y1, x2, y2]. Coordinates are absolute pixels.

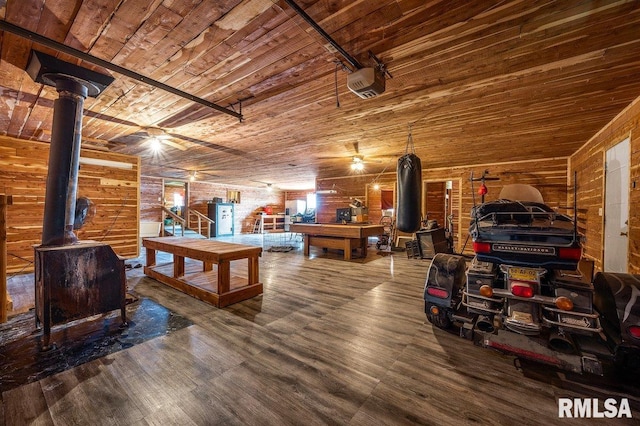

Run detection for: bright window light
[[306, 192, 316, 209], [173, 193, 183, 208]]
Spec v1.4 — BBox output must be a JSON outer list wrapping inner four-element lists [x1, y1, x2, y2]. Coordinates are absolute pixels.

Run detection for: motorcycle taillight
[[427, 287, 449, 299], [629, 325, 640, 340], [473, 241, 491, 253], [511, 281, 534, 298], [558, 247, 582, 260]]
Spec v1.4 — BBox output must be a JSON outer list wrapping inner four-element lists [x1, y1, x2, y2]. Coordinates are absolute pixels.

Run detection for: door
[[604, 137, 630, 272]]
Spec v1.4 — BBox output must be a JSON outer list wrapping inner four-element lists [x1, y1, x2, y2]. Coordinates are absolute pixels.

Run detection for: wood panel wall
[[424, 181, 446, 227], [140, 178, 288, 235], [0, 136, 140, 274], [569, 95, 640, 273], [140, 176, 164, 223], [188, 182, 284, 233], [315, 177, 369, 224], [318, 158, 568, 254], [366, 186, 387, 225]]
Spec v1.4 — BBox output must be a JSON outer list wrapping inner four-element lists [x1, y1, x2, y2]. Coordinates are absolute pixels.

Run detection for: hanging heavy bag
[[396, 153, 422, 232]]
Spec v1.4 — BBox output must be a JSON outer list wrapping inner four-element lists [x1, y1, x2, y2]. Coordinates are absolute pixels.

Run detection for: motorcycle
[[423, 180, 640, 375]]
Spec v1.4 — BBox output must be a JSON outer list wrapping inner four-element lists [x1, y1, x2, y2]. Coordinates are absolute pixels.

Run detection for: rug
[[267, 245, 295, 252], [0, 297, 192, 394]]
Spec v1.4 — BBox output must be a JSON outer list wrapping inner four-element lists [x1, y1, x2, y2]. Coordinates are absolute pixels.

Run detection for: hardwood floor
[[2, 234, 639, 425]]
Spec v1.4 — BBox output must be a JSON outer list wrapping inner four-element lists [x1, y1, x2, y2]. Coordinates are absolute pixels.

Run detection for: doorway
[[163, 180, 188, 222], [423, 179, 461, 251], [603, 137, 630, 272], [380, 189, 394, 218], [423, 181, 447, 227]]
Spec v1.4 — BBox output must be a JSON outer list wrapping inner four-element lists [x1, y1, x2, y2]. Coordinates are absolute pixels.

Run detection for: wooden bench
[[143, 237, 262, 308]]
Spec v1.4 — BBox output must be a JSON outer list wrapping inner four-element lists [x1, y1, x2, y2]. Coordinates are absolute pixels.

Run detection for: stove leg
[[120, 306, 128, 328], [41, 323, 54, 352]]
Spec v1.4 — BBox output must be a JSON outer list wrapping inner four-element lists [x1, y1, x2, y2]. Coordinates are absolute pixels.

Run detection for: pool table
[[289, 223, 385, 260]]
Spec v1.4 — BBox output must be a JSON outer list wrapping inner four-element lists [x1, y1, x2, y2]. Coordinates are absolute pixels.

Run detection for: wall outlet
[[598, 207, 603, 216]]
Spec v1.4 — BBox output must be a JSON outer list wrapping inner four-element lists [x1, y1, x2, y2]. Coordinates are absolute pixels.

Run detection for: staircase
[[164, 224, 206, 239], [160, 206, 213, 239]]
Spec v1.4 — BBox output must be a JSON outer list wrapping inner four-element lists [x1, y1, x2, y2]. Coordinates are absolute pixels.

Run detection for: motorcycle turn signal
[[479, 285, 494, 297], [555, 296, 574, 311]]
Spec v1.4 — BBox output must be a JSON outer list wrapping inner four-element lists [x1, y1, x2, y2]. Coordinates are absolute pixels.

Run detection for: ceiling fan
[[251, 179, 276, 191], [320, 141, 388, 169], [118, 126, 250, 158], [350, 155, 366, 171], [188, 169, 224, 181], [140, 127, 189, 152], [144, 161, 222, 181]]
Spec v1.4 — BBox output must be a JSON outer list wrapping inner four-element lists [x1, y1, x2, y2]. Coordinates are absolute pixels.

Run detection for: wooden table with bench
[[142, 237, 262, 308], [289, 223, 385, 260]]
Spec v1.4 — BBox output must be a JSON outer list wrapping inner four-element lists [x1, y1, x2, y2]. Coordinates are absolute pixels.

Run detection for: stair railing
[[161, 206, 186, 237], [188, 209, 214, 238]]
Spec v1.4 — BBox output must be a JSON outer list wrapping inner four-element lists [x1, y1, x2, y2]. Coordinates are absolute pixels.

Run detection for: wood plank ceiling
[[1, 0, 640, 189]]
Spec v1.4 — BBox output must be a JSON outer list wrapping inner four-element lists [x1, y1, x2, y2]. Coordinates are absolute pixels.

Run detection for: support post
[[1, 195, 13, 323]]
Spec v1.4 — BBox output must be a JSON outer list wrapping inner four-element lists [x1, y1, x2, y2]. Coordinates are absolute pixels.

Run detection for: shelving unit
[[256, 213, 291, 233]]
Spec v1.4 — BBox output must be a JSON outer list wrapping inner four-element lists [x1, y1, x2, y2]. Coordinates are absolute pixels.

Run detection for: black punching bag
[[396, 153, 422, 232]]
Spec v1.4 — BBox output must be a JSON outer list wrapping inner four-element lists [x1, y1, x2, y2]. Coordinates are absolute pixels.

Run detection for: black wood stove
[[26, 51, 127, 350]]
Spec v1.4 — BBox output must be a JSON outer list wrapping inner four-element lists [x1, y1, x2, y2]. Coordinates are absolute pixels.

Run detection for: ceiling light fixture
[[189, 171, 197, 182], [351, 156, 364, 171], [149, 137, 162, 153], [266, 183, 273, 192]]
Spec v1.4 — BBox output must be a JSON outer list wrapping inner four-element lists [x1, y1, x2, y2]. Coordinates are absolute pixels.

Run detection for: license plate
[[508, 267, 538, 282], [511, 311, 534, 323]]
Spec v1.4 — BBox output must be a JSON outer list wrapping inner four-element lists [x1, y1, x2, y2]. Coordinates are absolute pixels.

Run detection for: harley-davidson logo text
[[492, 244, 555, 255]]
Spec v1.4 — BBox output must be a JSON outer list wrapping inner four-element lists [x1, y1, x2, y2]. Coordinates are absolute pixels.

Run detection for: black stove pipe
[[41, 77, 88, 246]]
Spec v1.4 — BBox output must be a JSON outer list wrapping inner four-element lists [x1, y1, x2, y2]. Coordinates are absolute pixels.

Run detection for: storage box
[[415, 228, 448, 258], [466, 258, 496, 292], [405, 240, 420, 258], [352, 214, 368, 223], [466, 257, 498, 313]]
